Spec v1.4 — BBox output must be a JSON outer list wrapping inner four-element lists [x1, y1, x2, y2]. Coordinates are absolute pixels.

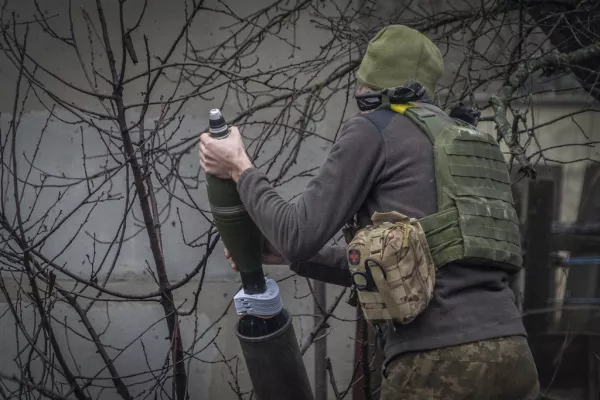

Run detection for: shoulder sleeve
[[236, 115, 385, 263], [289, 244, 352, 287]]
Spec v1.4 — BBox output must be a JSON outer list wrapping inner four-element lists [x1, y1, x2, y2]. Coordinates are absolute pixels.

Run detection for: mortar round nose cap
[[209, 109, 222, 120], [208, 109, 227, 135]]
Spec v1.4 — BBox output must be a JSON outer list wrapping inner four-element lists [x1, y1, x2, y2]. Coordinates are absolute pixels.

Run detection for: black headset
[[355, 81, 481, 126], [355, 80, 427, 111]]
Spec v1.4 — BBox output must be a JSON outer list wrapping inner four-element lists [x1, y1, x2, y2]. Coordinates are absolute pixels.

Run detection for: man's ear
[[354, 82, 371, 96]]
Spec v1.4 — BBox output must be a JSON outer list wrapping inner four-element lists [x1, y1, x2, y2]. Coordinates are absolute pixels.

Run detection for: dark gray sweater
[[236, 103, 526, 367]]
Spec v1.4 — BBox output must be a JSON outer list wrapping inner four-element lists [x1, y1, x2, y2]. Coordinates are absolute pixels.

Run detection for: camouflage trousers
[[380, 336, 540, 400]]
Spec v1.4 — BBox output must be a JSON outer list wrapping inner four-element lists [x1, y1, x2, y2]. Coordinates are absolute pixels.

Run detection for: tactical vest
[[362, 102, 523, 273]]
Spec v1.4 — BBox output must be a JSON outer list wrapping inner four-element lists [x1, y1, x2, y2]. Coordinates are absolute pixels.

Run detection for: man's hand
[[224, 241, 289, 272], [199, 126, 253, 182]]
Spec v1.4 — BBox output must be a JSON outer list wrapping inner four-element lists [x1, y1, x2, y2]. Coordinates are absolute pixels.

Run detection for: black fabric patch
[[359, 108, 396, 132]]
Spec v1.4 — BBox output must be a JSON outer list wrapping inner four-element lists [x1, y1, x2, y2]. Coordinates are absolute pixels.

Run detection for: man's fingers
[[199, 136, 214, 160], [223, 247, 239, 271], [263, 254, 280, 264], [199, 141, 207, 157], [263, 253, 288, 265], [200, 156, 229, 178], [199, 132, 211, 144], [199, 142, 207, 169], [199, 142, 225, 176], [264, 240, 279, 254]]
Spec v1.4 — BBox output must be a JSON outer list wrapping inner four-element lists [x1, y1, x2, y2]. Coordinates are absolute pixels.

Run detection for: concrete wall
[[0, 0, 598, 399], [0, 1, 360, 398]]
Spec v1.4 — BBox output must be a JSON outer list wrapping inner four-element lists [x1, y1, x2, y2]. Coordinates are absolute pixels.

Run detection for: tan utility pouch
[[346, 211, 435, 326]]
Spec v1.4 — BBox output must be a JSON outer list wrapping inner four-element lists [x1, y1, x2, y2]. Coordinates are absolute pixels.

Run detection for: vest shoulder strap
[[400, 105, 447, 144]]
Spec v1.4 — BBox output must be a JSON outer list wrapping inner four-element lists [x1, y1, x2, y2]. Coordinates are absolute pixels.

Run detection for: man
[[199, 25, 540, 399]]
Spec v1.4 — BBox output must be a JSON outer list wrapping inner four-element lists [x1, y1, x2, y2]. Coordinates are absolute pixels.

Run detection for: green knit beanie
[[356, 25, 444, 97]]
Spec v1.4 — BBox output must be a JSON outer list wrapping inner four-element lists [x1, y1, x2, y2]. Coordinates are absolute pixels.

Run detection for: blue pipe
[[560, 256, 600, 265]]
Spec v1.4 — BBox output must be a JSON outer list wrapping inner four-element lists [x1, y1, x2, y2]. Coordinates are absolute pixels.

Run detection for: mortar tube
[[236, 309, 315, 400]]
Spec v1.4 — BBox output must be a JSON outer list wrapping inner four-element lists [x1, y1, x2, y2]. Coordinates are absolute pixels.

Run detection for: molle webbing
[[364, 105, 523, 272]]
